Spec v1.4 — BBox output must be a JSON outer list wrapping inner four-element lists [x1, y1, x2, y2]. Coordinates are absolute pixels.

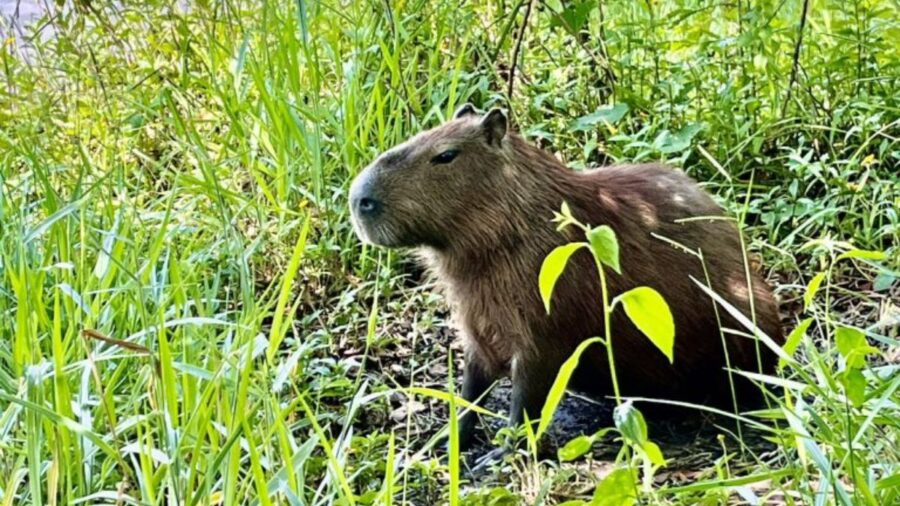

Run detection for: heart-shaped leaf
[[587, 225, 621, 274], [835, 327, 877, 369], [839, 368, 867, 408], [618, 287, 675, 363], [539, 242, 587, 314]]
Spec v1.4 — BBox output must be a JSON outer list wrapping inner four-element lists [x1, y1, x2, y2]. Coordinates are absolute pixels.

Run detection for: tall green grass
[[1, 0, 898, 504]]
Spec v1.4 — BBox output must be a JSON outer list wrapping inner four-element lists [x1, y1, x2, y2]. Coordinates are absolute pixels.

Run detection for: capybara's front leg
[[469, 356, 557, 473], [457, 355, 493, 451], [508, 355, 557, 432]]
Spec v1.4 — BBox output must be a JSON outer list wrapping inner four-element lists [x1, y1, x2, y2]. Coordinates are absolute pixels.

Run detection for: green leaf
[[571, 104, 629, 132], [617, 287, 675, 363], [779, 318, 812, 370], [558, 435, 594, 462], [655, 123, 702, 154], [403, 387, 499, 418], [539, 242, 588, 314], [836, 249, 886, 262], [803, 272, 826, 310], [875, 471, 900, 492], [23, 196, 87, 244], [839, 368, 867, 407], [537, 337, 605, 440], [550, 0, 597, 33], [873, 273, 896, 292], [263, 435, 318, 502], [448, 355, 460, 506], [835, 327, 871, 369], [267, 213, 312, 362], [642, 441, 666, 467], [0, 392, 123, 468], [587, 225, 621, 274], [613, 401, 647, 446], [484, 487, 520, 505], [590, 467, 637, 506]]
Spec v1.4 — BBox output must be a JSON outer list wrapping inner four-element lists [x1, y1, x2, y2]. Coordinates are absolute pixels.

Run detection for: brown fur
[[349, 106, 783, 449]]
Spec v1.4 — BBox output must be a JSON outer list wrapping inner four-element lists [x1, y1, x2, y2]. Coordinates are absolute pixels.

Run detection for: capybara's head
[[349, 104, 510, 248]]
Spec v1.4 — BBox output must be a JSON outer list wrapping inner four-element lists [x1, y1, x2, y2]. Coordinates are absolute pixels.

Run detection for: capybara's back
[[349, 105, 783, 448], [555, 163, 781, 407]]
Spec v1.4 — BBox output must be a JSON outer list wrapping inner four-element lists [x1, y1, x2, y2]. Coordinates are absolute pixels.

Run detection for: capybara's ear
[[453, 103, 477, 119], [481, 108, 507, 146]]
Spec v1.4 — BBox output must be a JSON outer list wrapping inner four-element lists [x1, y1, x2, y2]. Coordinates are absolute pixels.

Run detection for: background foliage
[[1, 0, 897, 504]]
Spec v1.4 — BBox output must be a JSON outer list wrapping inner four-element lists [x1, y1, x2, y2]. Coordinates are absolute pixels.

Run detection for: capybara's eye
[[431, 149, 460, 164]]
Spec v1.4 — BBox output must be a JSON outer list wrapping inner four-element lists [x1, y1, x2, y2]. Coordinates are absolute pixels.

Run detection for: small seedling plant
[[531, 202, 677, 504]]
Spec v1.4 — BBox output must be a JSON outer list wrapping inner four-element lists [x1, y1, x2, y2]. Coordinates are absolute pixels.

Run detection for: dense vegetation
[[1, 0, 897, 504]]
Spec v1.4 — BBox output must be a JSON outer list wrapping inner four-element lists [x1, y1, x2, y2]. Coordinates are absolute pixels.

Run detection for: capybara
[[349, 104, 783, 450]]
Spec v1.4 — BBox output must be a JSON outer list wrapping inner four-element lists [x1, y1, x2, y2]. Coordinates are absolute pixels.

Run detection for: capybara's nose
[[356, 196, 381, 217], [349, 172, 383, 219]]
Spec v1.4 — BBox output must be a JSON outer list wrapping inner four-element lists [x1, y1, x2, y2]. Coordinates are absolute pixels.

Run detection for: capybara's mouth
[[350, 212, 404, 248]]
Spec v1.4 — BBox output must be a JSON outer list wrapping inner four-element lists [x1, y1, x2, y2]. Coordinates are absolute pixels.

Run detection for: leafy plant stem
[[593, 252, 622, 406]]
